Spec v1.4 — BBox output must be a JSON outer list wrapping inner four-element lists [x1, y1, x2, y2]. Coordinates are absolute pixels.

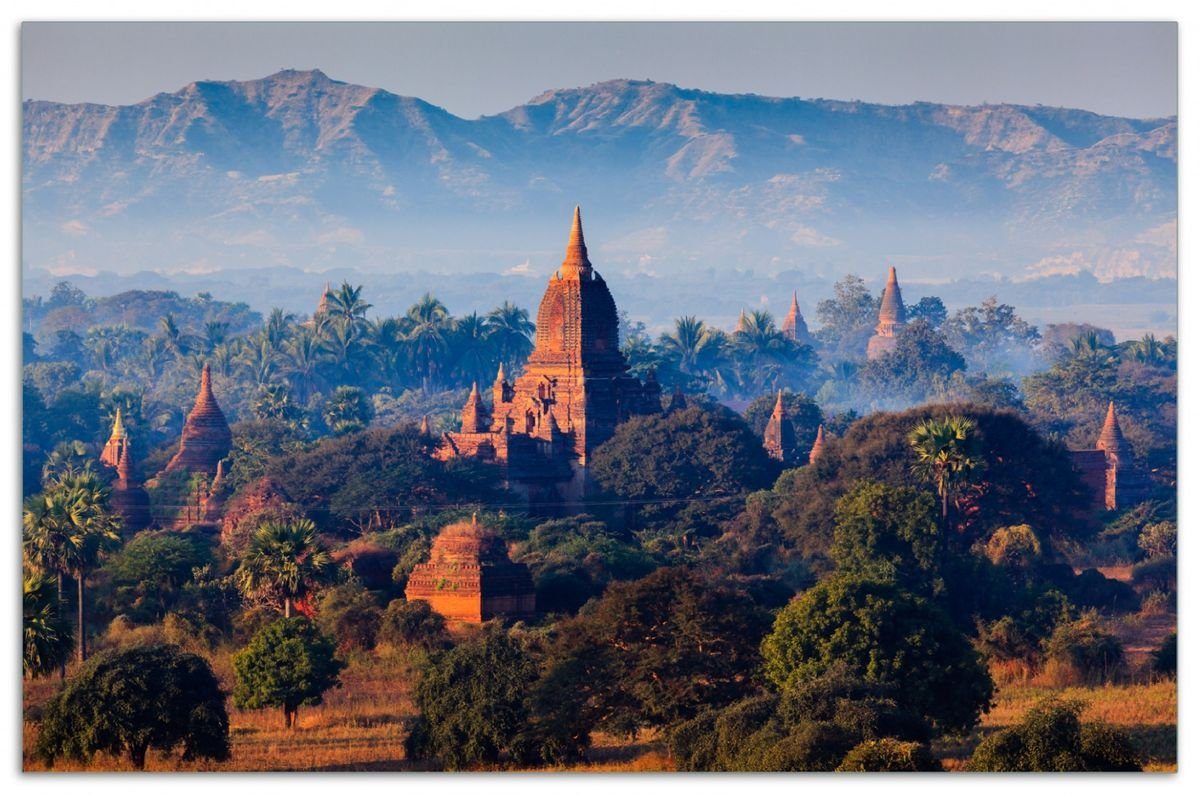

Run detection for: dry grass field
[[22, 615, 1176, 773]]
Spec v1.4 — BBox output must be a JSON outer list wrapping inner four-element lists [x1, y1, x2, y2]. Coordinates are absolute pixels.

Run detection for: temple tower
[[1096, 402, 1151, 510], [867, 266, 907, 360], [100, 407, 129, 469], [763, 390, 797, 463], [809, 425, 826, 465], [461, 382, 490, 433], [163, 363, 232, 477], [781, 291, 812, 345], [110, 439, 152, 533]]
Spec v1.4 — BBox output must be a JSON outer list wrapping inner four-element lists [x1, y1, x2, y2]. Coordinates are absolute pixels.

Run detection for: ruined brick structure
[[809, 424, 826, 465], [1069, 402, 1152, 512], [867, 266, 907, 360], [163, 362, 232, 478], [436, 207, 662, 503], [781, 290, 813, 345], [100, 410, 151, 533], [763, 391, 797, 463], [404, 515, 536, 624]]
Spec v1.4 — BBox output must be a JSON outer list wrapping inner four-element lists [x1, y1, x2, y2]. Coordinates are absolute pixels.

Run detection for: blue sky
[[22, 21, 1177, 118]]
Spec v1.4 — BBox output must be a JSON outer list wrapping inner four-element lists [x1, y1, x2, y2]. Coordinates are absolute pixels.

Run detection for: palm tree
[[23, 571, 73, 678], [235, 519, 332, 617], [160, 313, 188, 357], [264, 307, 295, 352], [659, 316, 727, 381], [205, 321, 230, 351], [909, 415, 985, 535], [732, 310, 793, 394], [325, 282, 372, 329], [23, 472, 121, 664], [485, 301, 535, 370], [283, 327, 330, 404], [41, 440, 95, 485], [239, 334, 280, 387], [451, 311, 495, 386], [406, 293, 452, 393], [140, 335, 173, 380], [1130, 333, 1166, 366]]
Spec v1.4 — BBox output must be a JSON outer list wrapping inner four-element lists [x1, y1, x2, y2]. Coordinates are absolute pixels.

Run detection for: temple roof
[[109, 407, 127, 440], [809, 424, 826, 464], [878, 266, 907, 326], [560, 205, 593, 279], [1097, 401, 1133, 455], [428, 515, 510, 566]]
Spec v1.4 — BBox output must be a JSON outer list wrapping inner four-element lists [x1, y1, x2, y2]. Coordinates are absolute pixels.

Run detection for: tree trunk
[[57, 571, 66, 680], [284, 597, 293, 618], [131, 743, 148, 770], [77, 571, 86, 663], [284, 704, 297, 729]]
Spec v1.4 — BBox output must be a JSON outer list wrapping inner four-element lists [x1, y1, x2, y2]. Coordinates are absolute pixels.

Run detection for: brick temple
[[436, 207, 662, 504], [163, 362, 232, 478], [1069, 402, 1152, 512], [867, 266, 907, 360], [404, 515, 536, 624], [99, 409, 151, 533]]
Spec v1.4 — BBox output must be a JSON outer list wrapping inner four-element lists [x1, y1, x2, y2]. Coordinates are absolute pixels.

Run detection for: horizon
[[21, 21, 1178, 119]]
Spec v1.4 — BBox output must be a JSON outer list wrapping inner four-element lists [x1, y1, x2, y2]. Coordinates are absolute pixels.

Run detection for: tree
[[542, 567, 772, 737], [405, 624, 553, 769], [907, 296, 947, 329], [982, 524, 1042, 570], [760, 574, 993, 734], [23, 571, 73, 678], [815, 274, 876, 348], [235, 519, 332, 617], [968, 698, 1141, 771], [828, 481, 943, 593], [35, 644, 230, 769], [405, 293, 452, 392], [232, 617, 345, 729], [104, 532, 215, 622], [836, 738, 941, 771], [908, 415, 985, 534], [1138, 521, 1176, 560], [323, 385, 373, 436], [377, 598, 450, 651], [314, 581, 383, 652], [485, 301, 535, 370], [859, 320, 966, 404]]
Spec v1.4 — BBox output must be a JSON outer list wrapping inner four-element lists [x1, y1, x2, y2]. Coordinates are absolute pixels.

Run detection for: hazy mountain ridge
[[22, 69, 1176, 281]]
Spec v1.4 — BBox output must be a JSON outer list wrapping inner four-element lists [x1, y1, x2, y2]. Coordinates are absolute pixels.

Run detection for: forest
[[20, 274, 1177, 772]]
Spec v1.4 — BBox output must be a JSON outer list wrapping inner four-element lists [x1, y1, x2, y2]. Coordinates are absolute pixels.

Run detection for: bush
[[1137, 521, 1176, 559], [968, 699, 1141, 771], [1061, 568, 1139, 613], [103, 531, 216, 623], [1131, 556, 1176, 596], [1152, 633, 1176, 679], [232, 617, 345, 728], [1041, 612, 1125, 685], [836, 738, 941, 771], [35, 644, 229, 769], [315, 581, 383, 653], [982, 524, 1041, 570], [377, 599, 449, 651]]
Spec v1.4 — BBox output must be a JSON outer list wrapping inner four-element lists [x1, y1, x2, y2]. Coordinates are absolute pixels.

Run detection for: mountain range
[[22, 69, 1177, 284]]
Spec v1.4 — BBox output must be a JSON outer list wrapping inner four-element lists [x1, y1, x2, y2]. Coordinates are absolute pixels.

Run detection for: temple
[[763, 391, 798, 464], [1068, 402, 1152, 511], [781, 291, 813, 345], [100, 407, 129, 468], [309, 282, 333, 326], [435, 207, 662, 504], [99, 409, 151, 533], [867, 266, 907, 360], [809, 425, 826, 465], [163, 363, 232, 478], [404, 515, 536, 624]]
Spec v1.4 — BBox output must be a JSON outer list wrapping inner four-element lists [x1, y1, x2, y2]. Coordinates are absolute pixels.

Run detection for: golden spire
[[560, 205, 592, 278], [110, 406, 127, 440]]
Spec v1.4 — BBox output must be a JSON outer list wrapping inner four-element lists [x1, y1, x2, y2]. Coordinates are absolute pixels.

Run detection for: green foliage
[[405, 624, 581, 769], [35, 644, 229, 769], [836, 738, 941, 771], [1137, 521, 1176, 559], [23, 571, 73, 678], [232, 617, 345, 728], [234, 518, 332, 617], [591, 405, 778, 540], [1152, 632, 1176, 678], [982, 524, 1042, 570], [314, 581, 382, 652], [1131, 556, 1176, 597], [322, 385, 374, 436], [860, 321, 966, 404], [1042, 611, 1125, 685], [543, 566, 772, 737], [742, 391, 824, 456], [104, 531, 215, 622], [829, 481, 942, 592], [514, 515, 657, 614], [760, 574, 993, 734], [377, 599, 450, 651], [968, 698, 1141, 771]]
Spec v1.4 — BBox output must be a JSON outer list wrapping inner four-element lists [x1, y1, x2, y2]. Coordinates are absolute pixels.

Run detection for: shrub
[[1131, 556, 1176, 596], [1152, 633, 1176, 679], [1061, 568, 1139, 613], [982, 524, 1041, 570], [35, 644, 229, 769], [1041, 612, 1125, 685], [836, 738, 941, 771], [232, 617, 345, 728], [377, 599, 449, 651], [968, 699, 1141, 771], [315, 581, 382, 653], [1137, 521, 1176, 559]]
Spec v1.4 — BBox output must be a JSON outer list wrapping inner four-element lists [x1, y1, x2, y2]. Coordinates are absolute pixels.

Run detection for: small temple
[[163, 363, 232, 478], [762, 391, 798, 464], [404, 515, 536, 624], [809, 424, 826, 465], [99, 409, 151, 533], [1068, 402, 1152, 512], [435, 207, 662, 504], [781, 291, 813, 345], [867, 266, 907, 360]]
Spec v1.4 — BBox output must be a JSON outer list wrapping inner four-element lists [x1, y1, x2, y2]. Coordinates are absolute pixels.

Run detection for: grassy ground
[[23, 618, 1177, 772]]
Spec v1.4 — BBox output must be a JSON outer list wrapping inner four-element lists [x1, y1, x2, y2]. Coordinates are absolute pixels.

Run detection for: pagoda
[[110, 444, 152, 533], [866, 266, 907, 360], [163, 362, 232, 477], [100, 407, 130, 469], [436, 207, 661, 503], [781, 291, 812, 345], [809, 424, 826, 465], [1069, 402, 1153, 511], [762, 391, 797, 463], [404, 515, 536, 624]]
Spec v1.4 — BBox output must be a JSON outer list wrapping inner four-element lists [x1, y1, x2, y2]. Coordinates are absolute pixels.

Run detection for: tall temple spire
[[560, 205, 593, 279], [1096, 401, 1130, 454], [782, 290, 810, 343], [867, 266, 907, 359], [111, 407, 126, 439], [809, 425, 826, 465], [763, 390, 797, 463], [116, 440, 132, 484], [163, 360, 232, 476], [461, 382, 489, 433], [101, 407, 129, 468]]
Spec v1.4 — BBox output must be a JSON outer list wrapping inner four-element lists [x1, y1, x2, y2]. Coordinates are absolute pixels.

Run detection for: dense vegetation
[[20, 275, 1176, 771]]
